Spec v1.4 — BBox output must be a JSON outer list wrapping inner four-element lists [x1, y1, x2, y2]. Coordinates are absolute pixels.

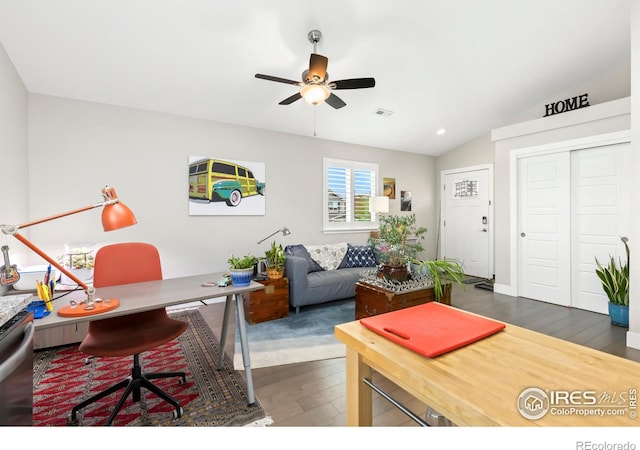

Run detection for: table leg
[[345, 347, 372, 426], [217, 294, 234, 370], [234, 293, 256, 405]]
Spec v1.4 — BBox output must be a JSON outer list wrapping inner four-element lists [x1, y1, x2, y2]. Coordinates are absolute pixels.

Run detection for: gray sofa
[[284, 243, 378, 313]]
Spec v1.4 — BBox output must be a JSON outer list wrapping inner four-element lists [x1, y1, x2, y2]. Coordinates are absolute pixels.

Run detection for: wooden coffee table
[[354, 280, 450, 320]]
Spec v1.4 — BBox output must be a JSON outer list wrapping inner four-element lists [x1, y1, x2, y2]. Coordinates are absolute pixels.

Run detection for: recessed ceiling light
[[436, 128, 446, 135]]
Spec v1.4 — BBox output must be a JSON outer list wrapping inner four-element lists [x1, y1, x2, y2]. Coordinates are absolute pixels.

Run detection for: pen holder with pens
[[27, 266, 56, 319], [26, 300, 49, 319]]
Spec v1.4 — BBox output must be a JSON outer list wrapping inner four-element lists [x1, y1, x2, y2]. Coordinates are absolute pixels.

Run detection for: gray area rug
[[234, 299, 354, 369]]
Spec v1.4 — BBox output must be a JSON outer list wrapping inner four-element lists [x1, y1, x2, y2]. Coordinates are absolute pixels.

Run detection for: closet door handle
[[520, 232, 526, 237]]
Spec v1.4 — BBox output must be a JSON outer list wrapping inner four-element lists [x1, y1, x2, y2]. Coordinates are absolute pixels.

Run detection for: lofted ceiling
[[0, 0, 631, 156]]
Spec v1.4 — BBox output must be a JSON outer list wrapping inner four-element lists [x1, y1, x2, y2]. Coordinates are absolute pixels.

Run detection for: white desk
[[34, 272, 264, 404]]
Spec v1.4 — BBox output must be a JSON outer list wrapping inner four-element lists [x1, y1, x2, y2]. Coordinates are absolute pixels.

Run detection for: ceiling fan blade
[[255, 74, 301, 86], [332, 78, 376, 90], [325, 93, 346, 109], [308, 54, 328, 82], [279, 92, 302, 105]]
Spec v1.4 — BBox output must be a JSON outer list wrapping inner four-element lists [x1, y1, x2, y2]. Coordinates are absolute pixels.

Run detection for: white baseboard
[[626, 330, 640, 350], [493, 283, 517, 297]]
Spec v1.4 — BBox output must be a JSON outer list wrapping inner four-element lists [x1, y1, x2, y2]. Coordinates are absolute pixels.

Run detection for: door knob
[[521, 232, 526, 237], [479, 228, 487, 232]]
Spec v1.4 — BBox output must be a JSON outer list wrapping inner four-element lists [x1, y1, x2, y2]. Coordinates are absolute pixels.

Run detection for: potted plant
[[228, 254, 259, 287], [411, 257, 466, 304], [595, 236, 629, 327], [264, 241, 286, 279], [368, 213, 427, 280]]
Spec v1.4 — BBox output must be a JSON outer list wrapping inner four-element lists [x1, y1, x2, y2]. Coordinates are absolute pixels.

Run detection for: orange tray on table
[[57, 298, 120, 317], [359, 302, 506, 358]]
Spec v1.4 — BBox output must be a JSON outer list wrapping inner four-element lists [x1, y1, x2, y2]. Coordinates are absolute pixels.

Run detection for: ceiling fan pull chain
[[313, 106, 317, 137]]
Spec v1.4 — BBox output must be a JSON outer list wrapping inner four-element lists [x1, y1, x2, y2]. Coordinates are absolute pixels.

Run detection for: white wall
[[436, 132, 494, 174], [434, 64, 631, 265], [434, 62, 631, 177], [627, 0, 640, 348], [0, 42, 30, 269], [25, 95, 437, 279]]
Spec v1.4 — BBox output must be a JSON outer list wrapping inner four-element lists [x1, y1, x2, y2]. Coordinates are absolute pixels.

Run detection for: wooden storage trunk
[[242, 277, 289, 324], [355, 281, 451, 320]]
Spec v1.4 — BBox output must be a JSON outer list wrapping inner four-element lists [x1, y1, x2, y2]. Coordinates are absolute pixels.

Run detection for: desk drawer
[[34, 322, 89, 350]]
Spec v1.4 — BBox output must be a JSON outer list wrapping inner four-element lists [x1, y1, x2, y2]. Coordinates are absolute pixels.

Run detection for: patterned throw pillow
[[284, 244, 324, 273], [304, 243, 348, 271], [343, 244, 378, 268]]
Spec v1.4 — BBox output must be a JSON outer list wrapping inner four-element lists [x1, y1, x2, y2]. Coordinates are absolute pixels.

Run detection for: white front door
[[442, 167, 492, 279], [517, 152, 571, 306], [571, 143, 630, 314]]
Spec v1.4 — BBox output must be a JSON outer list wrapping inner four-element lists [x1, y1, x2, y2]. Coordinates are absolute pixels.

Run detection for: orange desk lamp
[[0, 186, 137, 311]]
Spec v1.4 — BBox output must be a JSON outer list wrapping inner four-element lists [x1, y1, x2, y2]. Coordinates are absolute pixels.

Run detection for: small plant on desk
[[228, 254, 259, 270], [227, 254, 259, 287]]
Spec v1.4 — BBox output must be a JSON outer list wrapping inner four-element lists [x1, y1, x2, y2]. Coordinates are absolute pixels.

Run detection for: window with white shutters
[[323, 158, 379, 232]]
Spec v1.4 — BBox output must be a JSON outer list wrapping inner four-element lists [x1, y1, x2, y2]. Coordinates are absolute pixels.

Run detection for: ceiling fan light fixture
[[255, 29, 374, 109], [300, 84, 330, 105]]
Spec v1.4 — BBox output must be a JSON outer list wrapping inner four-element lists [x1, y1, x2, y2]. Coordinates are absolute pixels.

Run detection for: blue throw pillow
[[284, 244, 324, 273], [343, 244, 378, 268]]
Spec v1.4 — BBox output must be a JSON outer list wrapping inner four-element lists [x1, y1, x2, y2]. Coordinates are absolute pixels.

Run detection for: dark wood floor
[[198, 284, 640, 427]]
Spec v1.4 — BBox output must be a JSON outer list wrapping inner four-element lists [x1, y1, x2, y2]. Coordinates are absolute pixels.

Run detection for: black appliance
[[0, 309, 34, 426]]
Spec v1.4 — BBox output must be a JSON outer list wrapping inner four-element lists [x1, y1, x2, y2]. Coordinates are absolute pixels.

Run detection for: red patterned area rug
[[32, 308, 270, 426]]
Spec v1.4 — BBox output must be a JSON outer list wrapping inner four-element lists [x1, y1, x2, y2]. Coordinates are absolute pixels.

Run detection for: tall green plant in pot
[[595, 236, 629, 327], [411, 258, 466, 304], [264, 241, 286, 279], [368, 213, 427, 281]]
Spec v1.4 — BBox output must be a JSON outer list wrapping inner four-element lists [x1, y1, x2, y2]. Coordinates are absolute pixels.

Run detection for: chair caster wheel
[[172, 407, 184, 419], [178, 377, 186, 386], [67, 414, 79, 426]]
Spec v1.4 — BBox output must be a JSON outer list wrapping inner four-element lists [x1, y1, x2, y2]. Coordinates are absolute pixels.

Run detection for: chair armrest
[[285, 255, 309, 306]]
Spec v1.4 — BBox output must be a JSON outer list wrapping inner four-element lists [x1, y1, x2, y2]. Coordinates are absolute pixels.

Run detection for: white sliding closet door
[[518, 143, 630, 312], [571, 143, 630, 314], [518, 152, 571, 306]]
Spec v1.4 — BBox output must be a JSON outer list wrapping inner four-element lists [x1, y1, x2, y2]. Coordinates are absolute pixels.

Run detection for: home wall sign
[[543, 93, 589, 117]]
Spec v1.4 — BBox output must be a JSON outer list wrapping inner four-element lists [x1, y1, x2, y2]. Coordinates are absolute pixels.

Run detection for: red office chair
[[68, 242, 188, 426]]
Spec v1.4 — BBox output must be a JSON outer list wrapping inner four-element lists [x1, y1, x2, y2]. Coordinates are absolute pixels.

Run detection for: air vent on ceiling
[[374, 108, 394, 117]]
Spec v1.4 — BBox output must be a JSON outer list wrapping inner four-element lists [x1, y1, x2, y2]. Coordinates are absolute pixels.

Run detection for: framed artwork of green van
[[188, 156, 266, 216]]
